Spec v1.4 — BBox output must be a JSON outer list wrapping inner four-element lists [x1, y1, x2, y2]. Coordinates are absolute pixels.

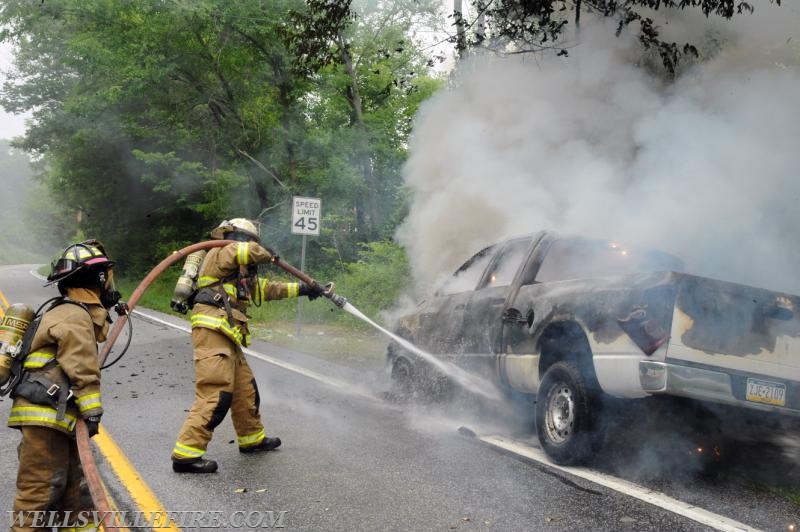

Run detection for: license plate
[[746, 378, 786, 406]]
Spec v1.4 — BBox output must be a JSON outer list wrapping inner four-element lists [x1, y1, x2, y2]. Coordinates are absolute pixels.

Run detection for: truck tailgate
[[666, 273, 800, 412]]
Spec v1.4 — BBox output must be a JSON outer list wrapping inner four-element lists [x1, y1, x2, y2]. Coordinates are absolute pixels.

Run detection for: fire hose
[[270, 256, 348, 309], [80, 240, 344, 529]]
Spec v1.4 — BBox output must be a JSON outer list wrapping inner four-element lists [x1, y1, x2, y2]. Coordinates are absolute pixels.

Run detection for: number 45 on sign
[[292, 196, 321, 236]]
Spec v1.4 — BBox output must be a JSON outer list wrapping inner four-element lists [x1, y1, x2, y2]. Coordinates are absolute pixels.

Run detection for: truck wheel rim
[[545, 383, 575, 444]]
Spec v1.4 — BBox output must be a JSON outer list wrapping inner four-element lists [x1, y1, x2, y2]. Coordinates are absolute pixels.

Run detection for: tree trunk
[[454, 0, 467, 58], [338, 34, 378, 238]]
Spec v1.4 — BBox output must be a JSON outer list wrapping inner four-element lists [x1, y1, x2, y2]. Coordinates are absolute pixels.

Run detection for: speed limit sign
[[292, 196, 321, 236]]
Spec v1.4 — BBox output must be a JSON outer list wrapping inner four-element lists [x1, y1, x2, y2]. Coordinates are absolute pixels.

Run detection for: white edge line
[[478, 435, 762, 532], [131, 309, 376, 401]]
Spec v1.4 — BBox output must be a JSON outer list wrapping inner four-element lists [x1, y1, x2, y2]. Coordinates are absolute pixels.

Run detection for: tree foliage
[[0, 0, 443, 274]]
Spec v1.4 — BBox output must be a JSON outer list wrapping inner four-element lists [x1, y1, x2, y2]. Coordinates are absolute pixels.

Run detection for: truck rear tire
[[536, 360, 603, 465]]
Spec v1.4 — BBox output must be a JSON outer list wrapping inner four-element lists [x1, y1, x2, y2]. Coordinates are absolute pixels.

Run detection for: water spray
[[269, 257, 502, 401], [341, 304, 504, 402]]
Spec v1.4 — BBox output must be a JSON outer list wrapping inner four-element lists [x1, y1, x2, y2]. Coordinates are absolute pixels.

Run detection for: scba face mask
[[98, 269, 122, 310]]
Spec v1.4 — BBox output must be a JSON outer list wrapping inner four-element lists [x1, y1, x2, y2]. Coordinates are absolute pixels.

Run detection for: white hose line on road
[[133, 308, 762, 532], [132, 310, 376, 401], [478, 435, 762, 532]]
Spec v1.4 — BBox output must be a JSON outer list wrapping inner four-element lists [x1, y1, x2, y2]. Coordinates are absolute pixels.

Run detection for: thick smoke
[[398, 5, 800, 296]]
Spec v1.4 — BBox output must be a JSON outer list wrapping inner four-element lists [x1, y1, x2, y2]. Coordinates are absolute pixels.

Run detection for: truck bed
[[641, 273, 800, 415]]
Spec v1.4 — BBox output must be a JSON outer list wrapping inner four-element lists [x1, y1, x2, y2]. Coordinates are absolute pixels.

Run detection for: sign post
[[291, 196, 321, 337]]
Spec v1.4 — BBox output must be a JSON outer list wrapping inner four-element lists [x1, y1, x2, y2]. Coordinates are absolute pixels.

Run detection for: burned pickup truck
[[388, 231, 800, 464]]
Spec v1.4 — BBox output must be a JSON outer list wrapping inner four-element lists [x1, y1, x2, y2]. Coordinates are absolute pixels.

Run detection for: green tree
[[1, 0, 442, 275], [260, 0, 444, 266]]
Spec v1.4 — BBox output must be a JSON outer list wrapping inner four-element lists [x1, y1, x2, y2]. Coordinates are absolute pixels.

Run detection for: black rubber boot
[[172, 458, 218, 473], [239, 436, 281, 453]]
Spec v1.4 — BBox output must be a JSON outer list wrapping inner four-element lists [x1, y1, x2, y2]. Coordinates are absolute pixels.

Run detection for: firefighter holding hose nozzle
[[171, 218, 335, 473], [6, 240, 122, 532]]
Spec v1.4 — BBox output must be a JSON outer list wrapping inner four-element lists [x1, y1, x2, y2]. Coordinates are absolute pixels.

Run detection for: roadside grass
[[786, 489, 800, 507], [115, 275, 390, 369], [249, 320, 389, 370], [750, 485, 800, 509]]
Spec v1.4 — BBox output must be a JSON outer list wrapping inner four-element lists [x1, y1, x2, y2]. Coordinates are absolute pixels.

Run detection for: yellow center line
[[93, 426, 182, 531], [0, 288, 8, 315]]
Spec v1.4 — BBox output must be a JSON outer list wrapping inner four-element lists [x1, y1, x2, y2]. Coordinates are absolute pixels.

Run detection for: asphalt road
[[1, 264, 798, 531]]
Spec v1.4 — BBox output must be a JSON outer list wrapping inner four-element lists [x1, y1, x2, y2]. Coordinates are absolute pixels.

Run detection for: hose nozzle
[[327, 292, 347, 309]]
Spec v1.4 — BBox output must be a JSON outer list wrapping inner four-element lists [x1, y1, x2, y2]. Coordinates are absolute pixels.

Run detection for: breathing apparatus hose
[[77, 240, 237, 530], [100, 315, 132, 370]]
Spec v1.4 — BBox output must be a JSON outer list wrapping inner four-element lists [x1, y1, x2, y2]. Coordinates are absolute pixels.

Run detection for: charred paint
[[676, 275, 800, 357], [511, 272, 677, 351]]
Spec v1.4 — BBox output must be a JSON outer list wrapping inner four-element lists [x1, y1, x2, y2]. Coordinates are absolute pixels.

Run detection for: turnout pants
[[172, 334, 266, 462], [11, 426, 95, 532]]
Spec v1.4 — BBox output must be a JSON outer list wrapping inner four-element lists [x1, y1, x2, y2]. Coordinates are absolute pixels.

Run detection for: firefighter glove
[[115, 300, 130, 316], [85, 415, 101, 438], [299, 282, 325, 301]]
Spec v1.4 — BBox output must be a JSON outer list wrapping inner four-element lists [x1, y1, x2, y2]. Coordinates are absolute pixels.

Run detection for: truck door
[[460, 237, 533, 381], [498, 235, 554, 393], [416, 244, 497, 357]]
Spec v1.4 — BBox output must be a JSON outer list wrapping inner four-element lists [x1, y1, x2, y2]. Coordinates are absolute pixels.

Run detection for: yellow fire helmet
[[46, 240, 114, 285], [210, 218, 260, 242]]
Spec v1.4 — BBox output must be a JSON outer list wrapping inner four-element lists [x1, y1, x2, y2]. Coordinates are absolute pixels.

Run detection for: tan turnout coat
[[8, 289, 108, 434]]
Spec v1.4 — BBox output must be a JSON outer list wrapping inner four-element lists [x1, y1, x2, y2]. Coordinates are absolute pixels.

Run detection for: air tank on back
[[170, 250, 207, 314]]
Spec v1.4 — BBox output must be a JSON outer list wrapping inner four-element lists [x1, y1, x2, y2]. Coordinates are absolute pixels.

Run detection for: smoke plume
[[397, 5, 800, 296]]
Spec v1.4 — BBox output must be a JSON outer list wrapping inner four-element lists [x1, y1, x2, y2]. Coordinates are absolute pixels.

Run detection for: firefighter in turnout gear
[[171, 218, 335, 473], [8, 240, 121, 532]]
